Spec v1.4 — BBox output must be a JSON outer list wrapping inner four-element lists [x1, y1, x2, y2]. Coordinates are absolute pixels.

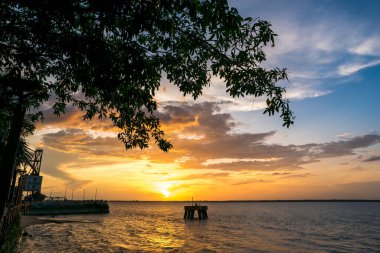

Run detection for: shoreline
[[20, 215, 51, 229], [20, 215, 82, 229], [20, 215, 98, 230]]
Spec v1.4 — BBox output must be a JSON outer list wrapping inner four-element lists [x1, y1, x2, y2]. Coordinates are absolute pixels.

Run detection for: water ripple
[[20, 202, 380, 252]]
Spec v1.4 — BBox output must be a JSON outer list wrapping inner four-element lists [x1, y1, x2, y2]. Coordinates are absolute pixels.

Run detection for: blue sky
[[227, 0, 380, 145], [33, 0, 380, 200]]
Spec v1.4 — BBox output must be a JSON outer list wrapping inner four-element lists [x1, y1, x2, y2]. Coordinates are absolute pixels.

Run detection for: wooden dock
[[184, 205, 208, 220]]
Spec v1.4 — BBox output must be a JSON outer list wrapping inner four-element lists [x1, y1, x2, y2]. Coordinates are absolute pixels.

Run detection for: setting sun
[[157, 182, 173, 198]]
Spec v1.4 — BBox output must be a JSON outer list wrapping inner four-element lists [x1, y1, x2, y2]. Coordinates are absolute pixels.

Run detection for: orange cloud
[[31, 102, 380, 200]]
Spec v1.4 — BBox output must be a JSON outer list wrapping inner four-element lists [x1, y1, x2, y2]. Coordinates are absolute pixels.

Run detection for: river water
[[20, 201, 380, 252]]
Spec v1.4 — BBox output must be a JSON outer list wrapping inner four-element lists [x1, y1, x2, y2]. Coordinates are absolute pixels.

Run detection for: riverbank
[[18, 215, 104, 253], [20, 215, 92, 229], [20, 215, 50, 229], [5, 215, 102, 253]]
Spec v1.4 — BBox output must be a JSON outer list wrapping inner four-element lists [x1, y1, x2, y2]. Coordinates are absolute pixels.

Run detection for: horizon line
[[105, 199, 380, 202]]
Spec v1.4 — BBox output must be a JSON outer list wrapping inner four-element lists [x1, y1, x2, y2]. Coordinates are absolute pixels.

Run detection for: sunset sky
[[30, 0, 380, 200]]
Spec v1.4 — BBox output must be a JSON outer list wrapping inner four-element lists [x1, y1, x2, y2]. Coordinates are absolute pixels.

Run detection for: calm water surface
[[21, 202, 380, 252]]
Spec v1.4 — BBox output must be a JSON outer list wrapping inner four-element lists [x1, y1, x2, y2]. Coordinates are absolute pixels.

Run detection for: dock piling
[[184, 204, 208, 220]]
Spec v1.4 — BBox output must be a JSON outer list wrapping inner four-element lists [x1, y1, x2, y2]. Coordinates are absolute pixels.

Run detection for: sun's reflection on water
[[146, 221, 185, 249]]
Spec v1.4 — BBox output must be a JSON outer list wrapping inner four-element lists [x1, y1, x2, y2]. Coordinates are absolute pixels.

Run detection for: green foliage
[[0, 0, 294, 152], [0, 84, 37, 165], [1, 213, 21, 253]]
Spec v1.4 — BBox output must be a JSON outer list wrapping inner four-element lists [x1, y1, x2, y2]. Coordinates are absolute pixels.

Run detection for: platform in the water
[[184, 205, 208, 220]]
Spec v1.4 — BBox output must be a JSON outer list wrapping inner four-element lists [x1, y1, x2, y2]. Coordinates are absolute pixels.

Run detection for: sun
[[157, 182, 173, 198]]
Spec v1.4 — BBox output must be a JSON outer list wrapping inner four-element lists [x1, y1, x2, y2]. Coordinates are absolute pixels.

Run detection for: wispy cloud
[[363, 155, 380, 162], [285, 84, 331, 100], [338, 60, 380, 76], [201, 158, 281, 166], [337, 132, 353, 140], [280, 173, 311, 179], [349, 37, 380, 56]]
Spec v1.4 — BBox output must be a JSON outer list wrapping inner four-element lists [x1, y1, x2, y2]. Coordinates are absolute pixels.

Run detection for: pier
[[184, 204, 208, 220], [22, 200, 109, 215]]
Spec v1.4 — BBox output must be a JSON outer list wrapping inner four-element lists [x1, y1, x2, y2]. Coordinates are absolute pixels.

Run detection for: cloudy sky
[[30, 0, 380, 200]]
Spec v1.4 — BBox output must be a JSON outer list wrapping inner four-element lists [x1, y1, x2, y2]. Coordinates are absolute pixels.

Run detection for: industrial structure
[[20, 148, 44, 198], [0, 148, 44, 245]]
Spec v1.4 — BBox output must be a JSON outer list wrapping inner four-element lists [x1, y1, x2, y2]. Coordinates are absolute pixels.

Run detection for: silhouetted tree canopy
[[1, 0, 294, 152]]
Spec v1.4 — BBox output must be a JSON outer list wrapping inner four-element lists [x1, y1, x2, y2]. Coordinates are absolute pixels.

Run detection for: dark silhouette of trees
[[0, 0, 294, 225]]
